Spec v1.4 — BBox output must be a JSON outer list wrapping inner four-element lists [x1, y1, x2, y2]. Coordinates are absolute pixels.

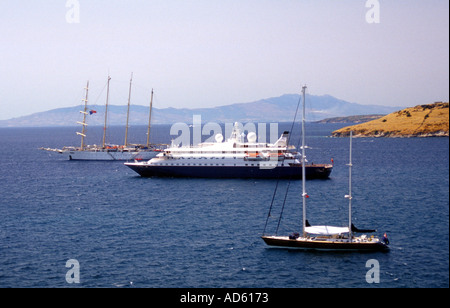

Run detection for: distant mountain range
[[0, 94, 402, 127]]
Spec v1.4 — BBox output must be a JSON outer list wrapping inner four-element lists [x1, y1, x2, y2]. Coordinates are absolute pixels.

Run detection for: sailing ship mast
[[102, 75, 111, 148], [301, 85, 307, 236], [346, 131, 353, 241], [147, 88, 154, 148], [299, 99, 355, 239], [124, 72, 133, 147], [76, 81, 89, 150]]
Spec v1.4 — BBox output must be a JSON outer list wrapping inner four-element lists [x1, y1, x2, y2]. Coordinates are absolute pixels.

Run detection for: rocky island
[[332, 102, 449, 137]]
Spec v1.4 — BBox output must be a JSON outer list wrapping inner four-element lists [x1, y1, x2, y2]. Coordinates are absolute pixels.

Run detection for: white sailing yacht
[[41, 75, 163, 161], [261, 85, 390, 251]]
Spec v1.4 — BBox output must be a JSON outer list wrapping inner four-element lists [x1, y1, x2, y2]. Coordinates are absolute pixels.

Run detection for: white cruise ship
[[125, 123, 333, 179]]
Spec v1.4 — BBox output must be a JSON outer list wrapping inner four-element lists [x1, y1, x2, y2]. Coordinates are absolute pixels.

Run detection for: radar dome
[[247, 132, 257, 143], [215, 134, 224, 143]]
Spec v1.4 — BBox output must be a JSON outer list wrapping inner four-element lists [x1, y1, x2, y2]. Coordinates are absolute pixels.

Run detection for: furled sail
[[305, 225, 350, 235]]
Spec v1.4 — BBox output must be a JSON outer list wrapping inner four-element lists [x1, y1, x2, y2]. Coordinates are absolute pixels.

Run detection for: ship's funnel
[[273, 131, 289, 147]]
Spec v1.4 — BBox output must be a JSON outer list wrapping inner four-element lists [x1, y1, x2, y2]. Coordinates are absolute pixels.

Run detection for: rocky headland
[[332, 102, 449, 137]]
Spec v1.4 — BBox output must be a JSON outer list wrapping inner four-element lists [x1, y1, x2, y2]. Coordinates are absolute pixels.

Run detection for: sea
[[0, 123, 448, 289]]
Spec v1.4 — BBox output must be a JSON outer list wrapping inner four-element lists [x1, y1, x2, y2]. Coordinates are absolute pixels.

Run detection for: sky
[[0, 0, 448, 120]]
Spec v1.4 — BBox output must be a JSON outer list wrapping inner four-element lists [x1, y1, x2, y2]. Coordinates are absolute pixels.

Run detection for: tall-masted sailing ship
[[41, 74, 163, 161], [261, 85, 390, 251]]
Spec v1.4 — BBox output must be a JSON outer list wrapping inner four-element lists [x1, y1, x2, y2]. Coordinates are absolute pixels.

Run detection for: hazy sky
[[0, 0, 448, 120]]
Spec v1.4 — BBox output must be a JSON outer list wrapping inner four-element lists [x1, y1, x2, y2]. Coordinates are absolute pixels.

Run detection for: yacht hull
[[261, 236, 389, 251]]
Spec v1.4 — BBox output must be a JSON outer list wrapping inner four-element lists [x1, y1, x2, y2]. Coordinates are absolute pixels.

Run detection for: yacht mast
[[301, 85, 307, 236], [347, 131, 353, 241], [77, 81, 89, 150], [124, 72, 133, 147], [102, 75, 111, 148], [147, 88, 154, 148]]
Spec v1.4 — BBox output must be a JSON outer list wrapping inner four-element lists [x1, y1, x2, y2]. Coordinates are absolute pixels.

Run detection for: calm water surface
[[0, 124, 448, 288]]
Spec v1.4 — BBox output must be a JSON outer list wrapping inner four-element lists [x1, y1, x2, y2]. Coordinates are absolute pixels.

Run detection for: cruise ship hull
[[125, 163, 332, 179]]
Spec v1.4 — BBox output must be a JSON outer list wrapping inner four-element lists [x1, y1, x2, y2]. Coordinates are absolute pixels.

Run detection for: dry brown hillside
[[332, 102, 449, 137]]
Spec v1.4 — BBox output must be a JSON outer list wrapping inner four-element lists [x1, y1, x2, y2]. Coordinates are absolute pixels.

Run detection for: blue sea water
[[0, 124, 448, 288]]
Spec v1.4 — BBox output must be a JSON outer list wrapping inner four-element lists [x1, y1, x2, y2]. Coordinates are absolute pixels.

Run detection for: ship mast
[[346, 131, 353, 241], [102, 75, 111, 148], [124, 72, 133, 147], [77, 81, 89, 150], [146, 88, 154, 148], [301, 85, 307, 236]]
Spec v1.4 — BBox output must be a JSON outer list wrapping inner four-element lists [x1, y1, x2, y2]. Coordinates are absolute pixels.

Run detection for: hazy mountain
[[0, 94, 402, 127]]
